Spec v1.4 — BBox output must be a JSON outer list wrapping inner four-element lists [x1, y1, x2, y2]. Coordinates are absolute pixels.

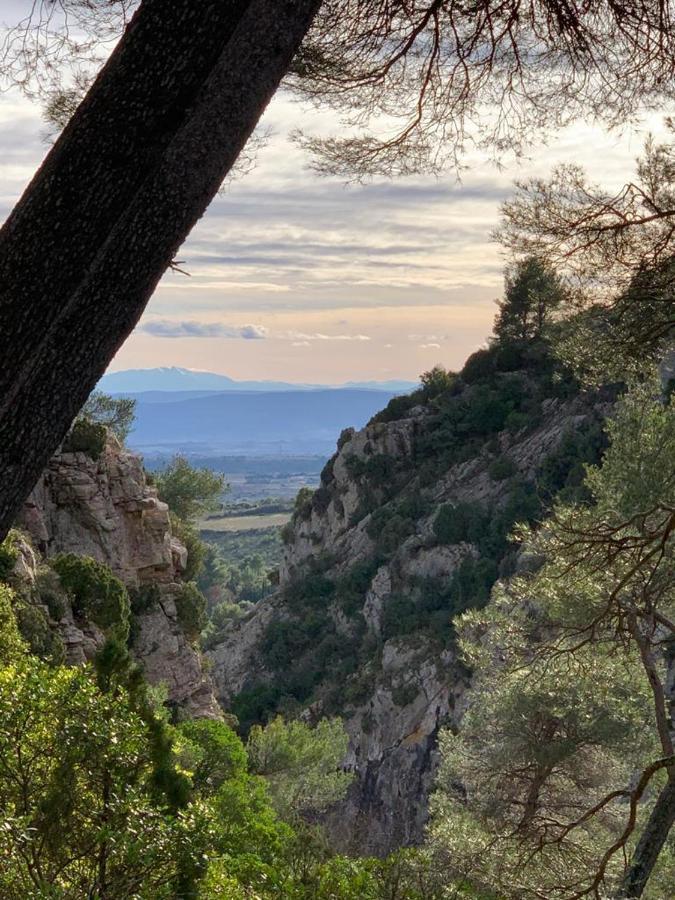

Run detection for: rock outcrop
[[209, 379, 609, 853], [18, 435, 220, 718]]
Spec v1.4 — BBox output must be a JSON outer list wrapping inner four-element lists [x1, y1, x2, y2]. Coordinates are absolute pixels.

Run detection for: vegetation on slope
[[233, 260, 609, 730]]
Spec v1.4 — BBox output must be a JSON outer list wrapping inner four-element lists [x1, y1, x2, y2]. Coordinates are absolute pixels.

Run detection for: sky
[[0, 4, 669, 384]]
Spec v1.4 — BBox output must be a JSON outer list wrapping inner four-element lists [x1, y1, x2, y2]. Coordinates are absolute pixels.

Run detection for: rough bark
[[618, 771, 675, 898], [0, 0, 321, 539]]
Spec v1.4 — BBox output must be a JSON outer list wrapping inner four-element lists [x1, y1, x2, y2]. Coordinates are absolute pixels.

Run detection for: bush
[[170, 514, 206, 582], [369, 510, 416, 557], [391, 682, 418, 707], [15, 604, 65, 665], [370, 390, 424, 425], [62, 418, 107, 460], [279, 523, 296, 549], [231, 683, 283, 735], [420, 365, 455, 398], [363, 453, 397, 487], [434, 502, 488, 545], [462, 347, 495, 383], [174, 582, 207, 640], [488, 456, 518, 481], [0, 584, 24, 662], [129, 582, 161, 616], [537, 420, 606, 503], [293, 486, 314, 521], [284, 571, 335, 612], [381, 592, 420, 640], [0, 532, 19, 582], [155, 455, 225, 522], [335, 560, 379, 615], [51, 554, 129, 638], [34, 568, 67, 621], [79, 392, 137, 444]]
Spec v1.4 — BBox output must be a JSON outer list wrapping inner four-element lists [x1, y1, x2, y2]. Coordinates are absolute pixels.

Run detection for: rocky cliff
[[17, 435, 220, 718], [209, 354, 611, 853]]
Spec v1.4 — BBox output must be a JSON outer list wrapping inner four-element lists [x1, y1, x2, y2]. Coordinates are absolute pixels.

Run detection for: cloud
[[408, 333, 448, 342], [282, 331, 371, 342], [140, 320, 268, 339], [292, 341, 311, 347], [420, 343, 442, 349]]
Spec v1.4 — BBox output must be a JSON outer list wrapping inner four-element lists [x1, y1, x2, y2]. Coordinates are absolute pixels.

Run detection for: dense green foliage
[[493, 255, 565, 343], [156, 455, 225, 522], [235, 297, 608, 729], [80, 391, 137, 443], [0, 581, 449, 899], [62, 417, 108, 459], [430, 376, 675, 898], [0, 529, 19, 581], [51, 553, 130, 639], [174, 581, 207, 641]]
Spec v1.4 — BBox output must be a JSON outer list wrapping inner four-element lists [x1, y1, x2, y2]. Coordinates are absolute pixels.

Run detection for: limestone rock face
[[18, 436, 219, 718], [209, 389, 609, 854], [20, 436, 179, 586]]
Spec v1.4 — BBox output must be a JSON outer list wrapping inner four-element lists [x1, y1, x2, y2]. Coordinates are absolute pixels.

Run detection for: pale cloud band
[[283, 331, 371, 342], [140, 320, 371, 343], [140, 320, 269, 339]]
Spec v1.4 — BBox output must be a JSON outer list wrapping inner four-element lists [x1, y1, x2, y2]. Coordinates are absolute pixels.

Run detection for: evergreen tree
[[494, 256, 565, 344]]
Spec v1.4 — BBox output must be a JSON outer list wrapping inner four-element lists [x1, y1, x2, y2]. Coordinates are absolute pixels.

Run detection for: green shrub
[[174, 582, 207, 640], [62, 418, 107, 460], [0, 584, 24, 662], [363, 453, 397, 487], [335, 560, 379, 616], [0, 532, 19, 582], [462, 347, 496, 383], [391, 682, 418, 707], [170, 514, 205, 582], [51, 554, 129, 638], [155, 455, 225, 521], [337, 428, 354, 450], [284, 571, 335, 612], [370, 390, 424, 424], [344, 453, 368, 479], [488, 456, 518, 481], [34, 568, 67, 621], [434, 502, 488, 545], [381, 592, 420, 640], [280, 522, 296, 545], [129, 582, 161, 616], [420, 365, 455, 398], [231, 683, 283, 735], [292, 486, 314, 521], [537, 420, 606, 503], [15, 604, 65, 665], [371, 511, 416, 557]]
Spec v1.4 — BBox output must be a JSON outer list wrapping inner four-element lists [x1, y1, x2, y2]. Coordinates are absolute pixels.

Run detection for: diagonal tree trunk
[[618, 770, 675, 898], [0, 0, 321, 540]]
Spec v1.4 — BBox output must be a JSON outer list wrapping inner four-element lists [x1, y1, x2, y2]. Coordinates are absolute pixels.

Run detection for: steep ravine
[[209, 366, 611, 853], [16, 434, 220, 718]]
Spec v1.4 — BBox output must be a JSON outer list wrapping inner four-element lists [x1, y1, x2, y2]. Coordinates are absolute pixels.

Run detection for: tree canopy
[[494, 255, 566, 344]]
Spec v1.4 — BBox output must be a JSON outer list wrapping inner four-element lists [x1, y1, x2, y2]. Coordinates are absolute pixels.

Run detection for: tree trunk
[[618, 771, 675, 898], [0, 0, 321, 539]]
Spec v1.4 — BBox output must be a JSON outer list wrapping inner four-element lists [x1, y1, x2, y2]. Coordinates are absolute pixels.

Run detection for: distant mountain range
[[124, 388, 401, 456], [100, 366, 417, 394]]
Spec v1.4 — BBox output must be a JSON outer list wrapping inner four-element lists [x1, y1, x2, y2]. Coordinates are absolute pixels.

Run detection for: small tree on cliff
[[80, 391, 137, 444], [494, 256, 566, 345], [155, 455, 225, 523]]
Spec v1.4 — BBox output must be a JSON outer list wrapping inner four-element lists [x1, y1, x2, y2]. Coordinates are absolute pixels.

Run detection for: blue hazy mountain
[[100, 366, 416, 394], [125, 388, 401, 456]]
